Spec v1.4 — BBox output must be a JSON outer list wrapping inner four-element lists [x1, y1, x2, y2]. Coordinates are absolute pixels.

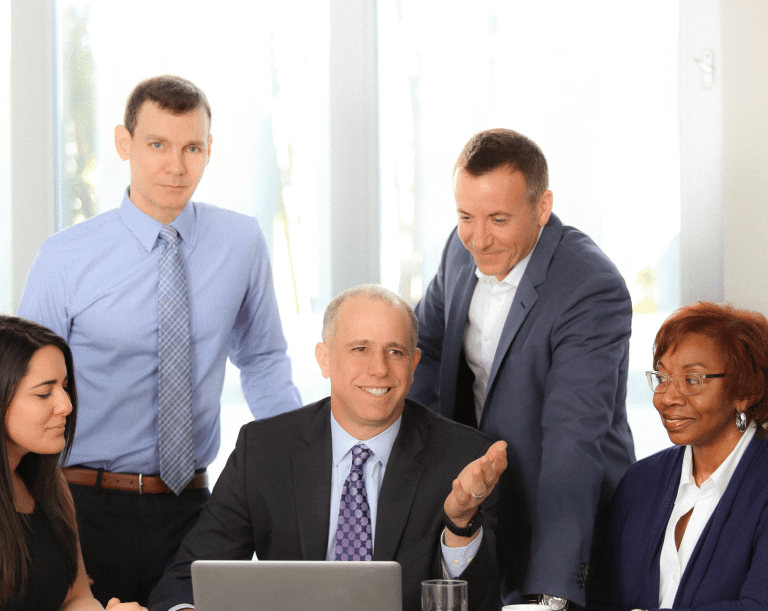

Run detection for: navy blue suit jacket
[[409, 213, 635, 605], [588, 435, 768, 611], [148, 399, 500, 611]]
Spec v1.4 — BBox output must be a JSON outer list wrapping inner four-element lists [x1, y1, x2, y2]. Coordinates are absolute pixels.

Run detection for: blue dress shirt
[[18, 192, 301, 473], [326, 412, 482, 578]]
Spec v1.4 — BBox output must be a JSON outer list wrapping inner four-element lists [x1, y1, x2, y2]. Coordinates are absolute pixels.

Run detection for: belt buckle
[[138, 473, 143, 494]]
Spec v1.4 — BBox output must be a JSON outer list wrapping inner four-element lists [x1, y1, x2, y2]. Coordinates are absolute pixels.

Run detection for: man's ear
[[536, 190, 553, 227], [205, 133, 213, 165], [411, 348, 421, 373], [115, 125, 132, 161], [315, 342, 331, 379]]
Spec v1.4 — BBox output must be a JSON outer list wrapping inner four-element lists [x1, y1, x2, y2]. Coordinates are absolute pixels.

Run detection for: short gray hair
[[322, 285, 419, 353]]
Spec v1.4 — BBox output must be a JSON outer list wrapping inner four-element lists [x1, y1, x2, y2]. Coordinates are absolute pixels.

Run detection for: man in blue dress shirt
[[17, 75, 302, 606]]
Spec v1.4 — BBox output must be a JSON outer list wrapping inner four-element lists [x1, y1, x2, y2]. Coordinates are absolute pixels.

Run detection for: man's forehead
[[134, 101, 210, 135], [338, 294, 405, 321], [334, 296, 411, 339]]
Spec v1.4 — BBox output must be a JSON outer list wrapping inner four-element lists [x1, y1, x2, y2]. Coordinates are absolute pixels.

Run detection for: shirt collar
[[679, 420, 757, 496], [329, 410, 402, 471], [473, 225, 544, 286], [119, 188, 197, 252]]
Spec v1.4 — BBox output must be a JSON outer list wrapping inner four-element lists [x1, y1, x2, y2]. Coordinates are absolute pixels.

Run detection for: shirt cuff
[[440, 527, 483, 578], [167, 605, 195, 611]]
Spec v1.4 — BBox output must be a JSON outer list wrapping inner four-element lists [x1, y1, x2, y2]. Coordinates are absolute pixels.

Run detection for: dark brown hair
[[653, 301, 768, 436], [123, 75, 211, 136], [454, 128, 549, 205], [0, 316, 79, 606]]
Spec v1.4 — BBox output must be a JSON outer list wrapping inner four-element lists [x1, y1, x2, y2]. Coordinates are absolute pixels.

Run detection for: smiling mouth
[[662, 416, 690, 430], [361, 387, 391, 397]]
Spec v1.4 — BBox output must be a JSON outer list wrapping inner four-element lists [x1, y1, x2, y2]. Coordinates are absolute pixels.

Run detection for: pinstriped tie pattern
[[157, 225, 194, 495], [334, 444, 373, 561]]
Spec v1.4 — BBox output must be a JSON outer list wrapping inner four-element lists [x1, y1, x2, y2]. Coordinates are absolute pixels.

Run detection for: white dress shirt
[[658, 422, 756, 608], [463, 230, 541, 423]]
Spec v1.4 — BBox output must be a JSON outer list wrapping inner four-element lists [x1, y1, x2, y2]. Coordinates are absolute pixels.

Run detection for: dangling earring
[[736, 411, 747, 433]]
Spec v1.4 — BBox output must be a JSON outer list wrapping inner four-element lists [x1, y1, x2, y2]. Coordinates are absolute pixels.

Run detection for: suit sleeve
[[456, 484, 501, 611], [432, 439, 501, 611], [409, 232, 452, 411], [228, 218, 302, 418], [527, 269, 632, 604], [148, 426, 257, 611], [585, 465, 640, 611]]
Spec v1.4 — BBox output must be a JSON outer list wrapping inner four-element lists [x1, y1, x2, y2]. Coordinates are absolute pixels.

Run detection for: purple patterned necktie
[[334, 444, 373, 561]]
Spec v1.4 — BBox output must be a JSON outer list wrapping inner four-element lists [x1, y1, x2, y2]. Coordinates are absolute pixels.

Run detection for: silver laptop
[[191, 560, 402, 611]]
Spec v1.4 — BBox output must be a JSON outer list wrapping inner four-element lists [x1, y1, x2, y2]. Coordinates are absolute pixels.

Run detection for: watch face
[[542, 595, 567, 611]]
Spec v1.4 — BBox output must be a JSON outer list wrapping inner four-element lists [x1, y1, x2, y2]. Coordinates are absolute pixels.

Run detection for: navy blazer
[[587, 435, 768, 611], [409, 213, 635, 605], [148, 399, 500, 611]]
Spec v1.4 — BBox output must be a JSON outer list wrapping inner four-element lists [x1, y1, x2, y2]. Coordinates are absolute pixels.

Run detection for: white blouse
[[658, 421, 756, 608]]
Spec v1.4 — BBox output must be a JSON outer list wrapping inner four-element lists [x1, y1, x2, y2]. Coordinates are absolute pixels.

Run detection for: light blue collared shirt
[[18, 191, 301, 473], [326, 411, 482, 577]]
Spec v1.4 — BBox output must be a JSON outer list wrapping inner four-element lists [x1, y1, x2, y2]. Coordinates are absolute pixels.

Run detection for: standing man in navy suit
[[408, 128, 635, 609]]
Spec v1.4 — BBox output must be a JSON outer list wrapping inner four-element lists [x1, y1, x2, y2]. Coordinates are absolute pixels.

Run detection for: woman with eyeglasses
[[587, 301, 768, 611], [0, 315, 145, 611]]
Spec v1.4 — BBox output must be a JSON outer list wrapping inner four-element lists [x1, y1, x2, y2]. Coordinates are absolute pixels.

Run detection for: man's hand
[[105, 599, 149, 610], [443, 440, 507, 546]]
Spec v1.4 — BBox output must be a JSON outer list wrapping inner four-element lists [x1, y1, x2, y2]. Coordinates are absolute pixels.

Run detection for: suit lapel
[[482, 215, 564, 420], [674, 437, 762, 607], [292, 401, 333, 560], [373, 406, 426, 560], [440, 261, 478, 418]]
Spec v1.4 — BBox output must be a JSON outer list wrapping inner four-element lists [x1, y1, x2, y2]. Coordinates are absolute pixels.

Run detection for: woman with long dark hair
[[0, 315, 144, 611]]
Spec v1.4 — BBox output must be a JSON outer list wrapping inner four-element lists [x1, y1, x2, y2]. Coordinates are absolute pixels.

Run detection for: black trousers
[[69, 482, 209, 607]]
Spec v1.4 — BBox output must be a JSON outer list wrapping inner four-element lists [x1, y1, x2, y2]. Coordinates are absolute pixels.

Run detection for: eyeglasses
[[646, 371, 726, 396]]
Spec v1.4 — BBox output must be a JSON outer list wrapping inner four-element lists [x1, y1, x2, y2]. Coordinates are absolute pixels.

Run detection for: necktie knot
[[351, 444, 371, 471], [159, 225, 180, 247]]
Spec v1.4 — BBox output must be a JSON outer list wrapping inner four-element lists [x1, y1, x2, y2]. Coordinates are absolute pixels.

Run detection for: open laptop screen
[[191, 560, 402, 611]]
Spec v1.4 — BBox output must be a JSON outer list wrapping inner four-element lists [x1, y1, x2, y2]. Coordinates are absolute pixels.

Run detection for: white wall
[[722, 0, 768, 313]]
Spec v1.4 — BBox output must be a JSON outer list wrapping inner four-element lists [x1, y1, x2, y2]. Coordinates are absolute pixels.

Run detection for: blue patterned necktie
[[157, 225, 194, 495], [334, 444, 373, 561]]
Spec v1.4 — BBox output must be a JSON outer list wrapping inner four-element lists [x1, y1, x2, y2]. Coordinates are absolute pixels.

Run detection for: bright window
[[55, 0, 333, 481], [378, 0, 682, 458]]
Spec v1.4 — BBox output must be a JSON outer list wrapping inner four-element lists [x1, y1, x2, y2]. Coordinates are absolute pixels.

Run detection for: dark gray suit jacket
[[148, 398, 500, 611], [409, 213, 636, 606]]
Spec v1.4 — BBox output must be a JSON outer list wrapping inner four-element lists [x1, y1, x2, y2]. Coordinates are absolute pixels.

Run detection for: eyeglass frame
[[645, 371, 726, 396]]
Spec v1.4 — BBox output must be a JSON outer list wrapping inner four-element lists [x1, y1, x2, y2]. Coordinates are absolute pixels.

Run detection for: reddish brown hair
[[653, 301, 768, 435]]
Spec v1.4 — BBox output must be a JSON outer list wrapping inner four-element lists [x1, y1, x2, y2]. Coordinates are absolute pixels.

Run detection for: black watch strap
[[442, 507, 484, 537]]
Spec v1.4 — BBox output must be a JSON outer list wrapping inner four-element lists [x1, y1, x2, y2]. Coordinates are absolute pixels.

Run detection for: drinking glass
[[421, 579, 468, 611]]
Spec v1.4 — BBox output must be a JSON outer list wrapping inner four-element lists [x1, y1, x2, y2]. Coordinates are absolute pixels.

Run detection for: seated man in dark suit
[[148, 284, 507, 611]]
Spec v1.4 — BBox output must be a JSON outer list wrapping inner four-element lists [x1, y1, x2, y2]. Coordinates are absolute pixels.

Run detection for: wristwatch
[[540, 594, 569, 611], [442, 508, 484, 537]]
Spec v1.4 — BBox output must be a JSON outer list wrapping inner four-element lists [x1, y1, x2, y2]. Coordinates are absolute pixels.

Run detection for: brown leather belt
[[63, 467, 208, 494]]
